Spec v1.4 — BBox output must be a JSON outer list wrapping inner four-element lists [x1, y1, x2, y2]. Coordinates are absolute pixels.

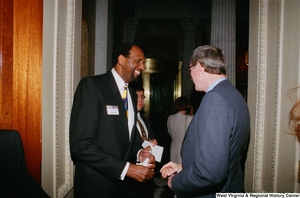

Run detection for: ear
[[197, 62, 204, 74], [198, 62, 203, 68], [118, 55, 126, 66]]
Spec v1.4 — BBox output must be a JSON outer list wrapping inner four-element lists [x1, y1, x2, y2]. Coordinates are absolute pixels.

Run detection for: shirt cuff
[[120, 162, 130, 180]]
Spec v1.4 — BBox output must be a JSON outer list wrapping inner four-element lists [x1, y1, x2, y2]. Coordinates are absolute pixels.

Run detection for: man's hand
[[160, 161, 182, 178], [138, 146, 155, 163], [167, 174, 175, 190], [126, 163, 155, 182], [148, 138, 158, 146]]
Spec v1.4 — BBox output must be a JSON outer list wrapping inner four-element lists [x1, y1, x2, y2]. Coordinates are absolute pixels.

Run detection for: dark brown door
[[0, 0, 43, 183]]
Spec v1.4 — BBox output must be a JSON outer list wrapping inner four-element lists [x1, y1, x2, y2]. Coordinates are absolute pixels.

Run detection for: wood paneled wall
[[0, 0, 43, 183]]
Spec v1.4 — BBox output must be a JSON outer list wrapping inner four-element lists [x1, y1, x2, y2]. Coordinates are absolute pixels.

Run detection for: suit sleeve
[[69, 77, 127, 182], [172, 92, 233, 196]]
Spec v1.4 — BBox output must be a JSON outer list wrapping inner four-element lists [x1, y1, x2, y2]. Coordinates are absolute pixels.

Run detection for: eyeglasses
[[138, 95, 146, 99], [186, 64, 196, 76]]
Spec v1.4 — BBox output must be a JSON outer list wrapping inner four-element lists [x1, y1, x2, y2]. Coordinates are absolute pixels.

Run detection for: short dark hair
[[111, 43, 134, 67], [189, 45, 226, 75], [173, 96, 192, 112], [135, 86, 144, 92]]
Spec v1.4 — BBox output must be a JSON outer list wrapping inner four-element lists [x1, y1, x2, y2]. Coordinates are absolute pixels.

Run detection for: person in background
[[135, 86, 157, 145], [288, 86, 300, 183], [129, 86, 158, 198], [288, 86, 300, 142], [167, 96, 193, 164], [160, 45, 250, 197], [69, 43, 155, 198]]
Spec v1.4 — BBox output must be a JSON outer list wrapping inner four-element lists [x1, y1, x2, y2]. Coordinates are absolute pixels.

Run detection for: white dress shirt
[[111, 68, 134, 139], [111, 68, 135, 180]]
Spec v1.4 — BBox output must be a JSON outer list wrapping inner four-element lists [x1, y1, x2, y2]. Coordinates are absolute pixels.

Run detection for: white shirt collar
[[111, 68, 134, 139], [111, 68, 127, 95]]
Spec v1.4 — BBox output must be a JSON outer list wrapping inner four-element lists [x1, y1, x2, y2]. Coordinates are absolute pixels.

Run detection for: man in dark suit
[[129, 86, 158, 198], [160, 45, 250, 197], [69, 43, 155, 198], [135, 86, 157, 144]]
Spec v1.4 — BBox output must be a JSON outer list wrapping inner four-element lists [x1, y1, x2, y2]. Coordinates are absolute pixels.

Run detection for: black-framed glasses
[[186, 64, 196, 76]]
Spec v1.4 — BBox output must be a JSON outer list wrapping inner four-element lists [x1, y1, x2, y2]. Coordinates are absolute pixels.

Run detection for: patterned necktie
[[122, 84, 128, 118], [137, 118, 147, 141]]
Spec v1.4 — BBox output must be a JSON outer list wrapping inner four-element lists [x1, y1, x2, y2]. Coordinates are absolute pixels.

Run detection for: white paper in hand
[[136, 158, 150, 166], [142, 140, 164, 162]]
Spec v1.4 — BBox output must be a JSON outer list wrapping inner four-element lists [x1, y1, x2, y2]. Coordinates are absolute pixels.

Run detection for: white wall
[[42, 0, 82, 197], [245, 0, 300, 193]]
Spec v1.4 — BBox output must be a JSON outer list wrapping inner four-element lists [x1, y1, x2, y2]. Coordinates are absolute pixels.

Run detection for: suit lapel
[[128, 85, 137, 143]]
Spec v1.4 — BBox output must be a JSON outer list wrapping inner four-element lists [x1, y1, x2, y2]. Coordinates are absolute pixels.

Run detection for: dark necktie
[[137, 118, 147, 141], [122, 84, 128, 118]]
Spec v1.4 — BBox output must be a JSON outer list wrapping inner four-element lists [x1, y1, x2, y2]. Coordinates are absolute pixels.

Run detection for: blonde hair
[[288, 86, 300, 142]]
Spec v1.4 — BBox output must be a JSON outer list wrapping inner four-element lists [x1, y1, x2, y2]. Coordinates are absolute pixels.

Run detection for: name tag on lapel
[[106, 105, 119, 115]]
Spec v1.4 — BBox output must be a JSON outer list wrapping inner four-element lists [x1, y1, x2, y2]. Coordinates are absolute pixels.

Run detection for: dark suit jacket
[[69, 70, 141, 198], [129, 114, 155, 198], [172, 79, 250, 198]]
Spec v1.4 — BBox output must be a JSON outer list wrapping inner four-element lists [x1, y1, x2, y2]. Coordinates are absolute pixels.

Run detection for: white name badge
[[106, 105, 119, 115]]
